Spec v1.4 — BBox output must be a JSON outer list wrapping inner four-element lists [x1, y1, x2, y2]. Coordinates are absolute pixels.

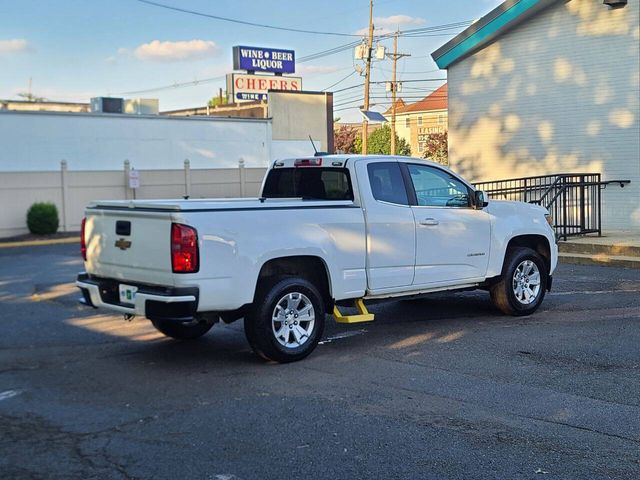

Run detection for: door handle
[[420, 218, 439, 226]]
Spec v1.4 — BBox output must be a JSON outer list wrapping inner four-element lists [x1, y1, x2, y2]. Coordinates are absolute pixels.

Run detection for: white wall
[[269, 91, 332, 152], [0, 163, 268, 238], [0, 111, 274, 171], [447, 0, 640, 232]]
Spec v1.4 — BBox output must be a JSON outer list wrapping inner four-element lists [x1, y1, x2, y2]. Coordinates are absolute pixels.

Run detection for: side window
[[367, 162, 409, 205], [407, 164, 471, 207]]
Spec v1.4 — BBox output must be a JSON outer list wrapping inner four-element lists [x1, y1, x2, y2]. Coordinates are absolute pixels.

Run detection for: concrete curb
[[0, 237, 79, 249], [559, 252, 640, 269]]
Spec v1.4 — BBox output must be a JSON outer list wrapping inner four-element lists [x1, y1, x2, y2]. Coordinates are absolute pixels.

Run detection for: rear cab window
[[262, 167, 353, 200], [367, 162, 409, 205]]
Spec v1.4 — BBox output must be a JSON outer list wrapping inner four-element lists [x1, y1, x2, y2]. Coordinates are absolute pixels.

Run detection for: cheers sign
[[233, 46, 295, 74], [227, 73, 302, 102]]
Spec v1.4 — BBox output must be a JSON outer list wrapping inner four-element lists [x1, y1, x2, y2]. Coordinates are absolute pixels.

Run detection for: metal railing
[[473, 173, 630, 240]]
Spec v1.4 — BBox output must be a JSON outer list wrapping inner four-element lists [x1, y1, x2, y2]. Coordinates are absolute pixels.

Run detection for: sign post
[[128, 168, 140, 199]]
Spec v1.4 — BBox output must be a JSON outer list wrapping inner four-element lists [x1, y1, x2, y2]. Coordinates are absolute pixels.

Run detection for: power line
[[371, 78, 446, 84], [134, 1, 472, 40], [334, 95, 448, 110], [377, 67, 442, 75], [112, 5, 465, 98], [134, 0, 361, 37], [116, 75, 226, 95], [322, 71, 357, 91], [335, 103, 448, 113], [335, 93, 447, 105], [299, 40, 362, 62], [332, 83, 365, 94]]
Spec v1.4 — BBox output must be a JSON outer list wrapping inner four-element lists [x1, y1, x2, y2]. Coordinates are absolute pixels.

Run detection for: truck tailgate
[[84, 209, 176, 286]]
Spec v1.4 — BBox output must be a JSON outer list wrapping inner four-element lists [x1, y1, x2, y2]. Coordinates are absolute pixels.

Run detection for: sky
[[1, 0, 502, 121]]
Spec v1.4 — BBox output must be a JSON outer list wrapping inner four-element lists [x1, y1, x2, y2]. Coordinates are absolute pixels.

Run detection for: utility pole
[[361, 0, 374, 155], [388, 31, 410, 155]]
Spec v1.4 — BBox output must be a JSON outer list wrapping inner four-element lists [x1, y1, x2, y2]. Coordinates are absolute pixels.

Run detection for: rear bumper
[[76, 273, 199, 322]]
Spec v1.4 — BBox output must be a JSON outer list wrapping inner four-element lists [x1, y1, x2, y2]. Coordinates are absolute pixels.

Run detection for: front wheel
[[244, 277, 325, 363], [151, 319, 214, 339], [490, 247, 547, 316]]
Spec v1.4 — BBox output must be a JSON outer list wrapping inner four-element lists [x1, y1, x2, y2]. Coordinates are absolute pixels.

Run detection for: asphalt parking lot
[[1, 243, 639, 480]]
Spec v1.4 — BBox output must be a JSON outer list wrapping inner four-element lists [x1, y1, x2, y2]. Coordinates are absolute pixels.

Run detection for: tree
[[333, 125, 359, 153], [422, 131, 448, 165], [354, 124, 411, 156], [208, 94, 228, 107]]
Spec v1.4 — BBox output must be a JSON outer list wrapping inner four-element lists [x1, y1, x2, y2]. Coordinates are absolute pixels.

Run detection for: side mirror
[[474, 190, 489, 209]]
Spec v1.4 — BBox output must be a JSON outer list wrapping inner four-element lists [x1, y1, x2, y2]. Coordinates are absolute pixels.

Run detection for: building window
[[418, 116, 423, 126], [405, 117, 410, 128], [418, 142, 424, 153], [438, 114, 445, 125]]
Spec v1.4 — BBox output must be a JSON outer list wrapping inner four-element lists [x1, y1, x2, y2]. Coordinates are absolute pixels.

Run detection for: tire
[[151, 318, 214, 340], [490, 247, 548, 316], [244, 277, 325, 363]]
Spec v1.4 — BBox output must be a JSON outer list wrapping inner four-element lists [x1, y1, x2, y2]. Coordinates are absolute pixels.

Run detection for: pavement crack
[[508, 412, 640, 444]]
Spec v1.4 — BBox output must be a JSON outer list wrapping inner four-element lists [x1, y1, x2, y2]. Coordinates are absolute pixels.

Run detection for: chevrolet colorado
[[77, 155, 557, 362]]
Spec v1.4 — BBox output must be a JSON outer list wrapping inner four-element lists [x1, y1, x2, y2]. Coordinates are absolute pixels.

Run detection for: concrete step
[[558, 241, 640, 258], [559, 252, 640, 269]]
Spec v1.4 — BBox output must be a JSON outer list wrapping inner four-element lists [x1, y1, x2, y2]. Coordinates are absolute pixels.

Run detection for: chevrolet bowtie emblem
[[115, 238, 132, 250]]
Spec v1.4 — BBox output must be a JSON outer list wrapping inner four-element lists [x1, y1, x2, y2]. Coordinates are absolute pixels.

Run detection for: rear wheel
[[244, 277, 325, 363], [151, 318, 214, 339], [490, 247, 547, 316]]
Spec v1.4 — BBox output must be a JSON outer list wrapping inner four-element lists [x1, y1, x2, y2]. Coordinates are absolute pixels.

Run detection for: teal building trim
[[434, 0, 543, 69]]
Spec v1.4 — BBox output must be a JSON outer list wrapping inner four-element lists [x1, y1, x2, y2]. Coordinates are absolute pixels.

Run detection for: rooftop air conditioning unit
[[90, 97, 124, 113], [603, 0, 627, 8]]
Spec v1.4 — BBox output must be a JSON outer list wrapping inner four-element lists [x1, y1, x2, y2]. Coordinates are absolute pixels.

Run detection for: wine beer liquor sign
[[229, 45, 301, 102], [232, 46, 295, 74]]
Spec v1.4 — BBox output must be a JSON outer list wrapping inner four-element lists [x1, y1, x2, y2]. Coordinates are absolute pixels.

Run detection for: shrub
[[26, 202, 59, 235]]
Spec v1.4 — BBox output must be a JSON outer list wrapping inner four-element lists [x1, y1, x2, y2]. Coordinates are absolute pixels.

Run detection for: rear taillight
[[171, 223, 199, 273], [80, 217, 87, 261]]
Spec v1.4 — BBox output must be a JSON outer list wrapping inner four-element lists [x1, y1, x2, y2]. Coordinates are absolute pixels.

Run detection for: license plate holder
[[118, 284, 138, 305]]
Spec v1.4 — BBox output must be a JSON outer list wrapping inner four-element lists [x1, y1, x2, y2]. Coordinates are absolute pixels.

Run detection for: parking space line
[[0, 390, 22, 401]]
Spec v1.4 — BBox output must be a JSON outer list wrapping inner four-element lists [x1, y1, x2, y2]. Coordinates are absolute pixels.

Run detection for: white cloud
[[375, 15, 425, 27], [131, 39, 219, 62], [354, 14, 425, 36], [0, 39, 31, 55]]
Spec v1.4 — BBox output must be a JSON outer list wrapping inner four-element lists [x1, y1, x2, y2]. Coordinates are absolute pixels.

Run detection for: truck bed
[[88, 197, 357, 212]]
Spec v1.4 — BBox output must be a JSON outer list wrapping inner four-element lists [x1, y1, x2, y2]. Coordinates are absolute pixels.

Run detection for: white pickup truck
[[77, 155, 557, 362]]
